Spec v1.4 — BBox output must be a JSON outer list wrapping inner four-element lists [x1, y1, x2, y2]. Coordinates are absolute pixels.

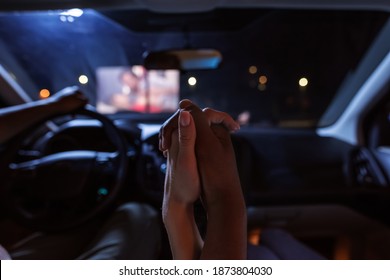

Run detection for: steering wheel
[[0, 105, 128, 231]]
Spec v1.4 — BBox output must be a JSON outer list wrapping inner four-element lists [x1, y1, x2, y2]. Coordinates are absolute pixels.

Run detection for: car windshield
[[0, 9, 388, 127]]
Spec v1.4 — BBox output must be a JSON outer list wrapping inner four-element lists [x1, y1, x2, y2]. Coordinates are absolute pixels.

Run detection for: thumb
[[178, 110, 196, 153]]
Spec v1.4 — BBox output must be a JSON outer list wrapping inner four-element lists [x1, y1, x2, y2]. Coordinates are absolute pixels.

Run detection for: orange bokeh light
[[39, 89, 50, 99]]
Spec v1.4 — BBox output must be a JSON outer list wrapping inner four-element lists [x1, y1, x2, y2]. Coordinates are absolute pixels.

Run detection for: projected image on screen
[[96, 66, 180, 114]]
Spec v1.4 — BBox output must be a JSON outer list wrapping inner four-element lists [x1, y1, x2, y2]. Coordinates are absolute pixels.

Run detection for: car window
[[0, 9, 388, 127]]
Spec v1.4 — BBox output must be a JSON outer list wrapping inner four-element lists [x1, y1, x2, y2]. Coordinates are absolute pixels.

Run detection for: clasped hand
[[160, 99, 247, 260]]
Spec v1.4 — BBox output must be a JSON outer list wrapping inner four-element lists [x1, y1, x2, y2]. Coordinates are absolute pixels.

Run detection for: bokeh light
[[79, 75, 89, 84], [39, 89, 50, 99], [299, 77, 309, 87], [188, 77, 197, 86]]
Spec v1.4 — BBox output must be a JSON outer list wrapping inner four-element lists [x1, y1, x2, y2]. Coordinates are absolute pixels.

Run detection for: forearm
[[163, 201, 203, 260], [201, 189, 247, 260], [0, 99, 59, 144]]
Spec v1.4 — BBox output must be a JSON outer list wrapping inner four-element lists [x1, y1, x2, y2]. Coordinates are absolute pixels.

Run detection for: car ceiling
[[0, 0, 390, 12]]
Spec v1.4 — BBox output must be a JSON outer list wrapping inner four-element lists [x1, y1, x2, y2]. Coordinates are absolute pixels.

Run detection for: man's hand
[[176, 101, 247, 260], [186, 104, 244, 208]]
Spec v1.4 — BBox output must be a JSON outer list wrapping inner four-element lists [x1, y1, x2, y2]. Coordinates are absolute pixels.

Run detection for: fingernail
[[180, 111, 191, 127]]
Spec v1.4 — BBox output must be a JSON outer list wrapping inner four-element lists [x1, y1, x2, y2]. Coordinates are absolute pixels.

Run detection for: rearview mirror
[[143, 49, 222, 70]]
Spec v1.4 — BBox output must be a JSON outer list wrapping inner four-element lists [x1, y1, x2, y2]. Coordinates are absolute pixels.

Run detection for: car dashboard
[[27, 112, 390, 223]]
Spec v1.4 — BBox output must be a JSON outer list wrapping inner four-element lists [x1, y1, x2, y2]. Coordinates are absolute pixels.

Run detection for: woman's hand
[[163, 110, 200, 207], [162, 110, 203, 259]]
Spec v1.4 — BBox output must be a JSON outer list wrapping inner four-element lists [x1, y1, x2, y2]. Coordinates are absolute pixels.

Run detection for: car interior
[[0, 0, 390, 260]]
